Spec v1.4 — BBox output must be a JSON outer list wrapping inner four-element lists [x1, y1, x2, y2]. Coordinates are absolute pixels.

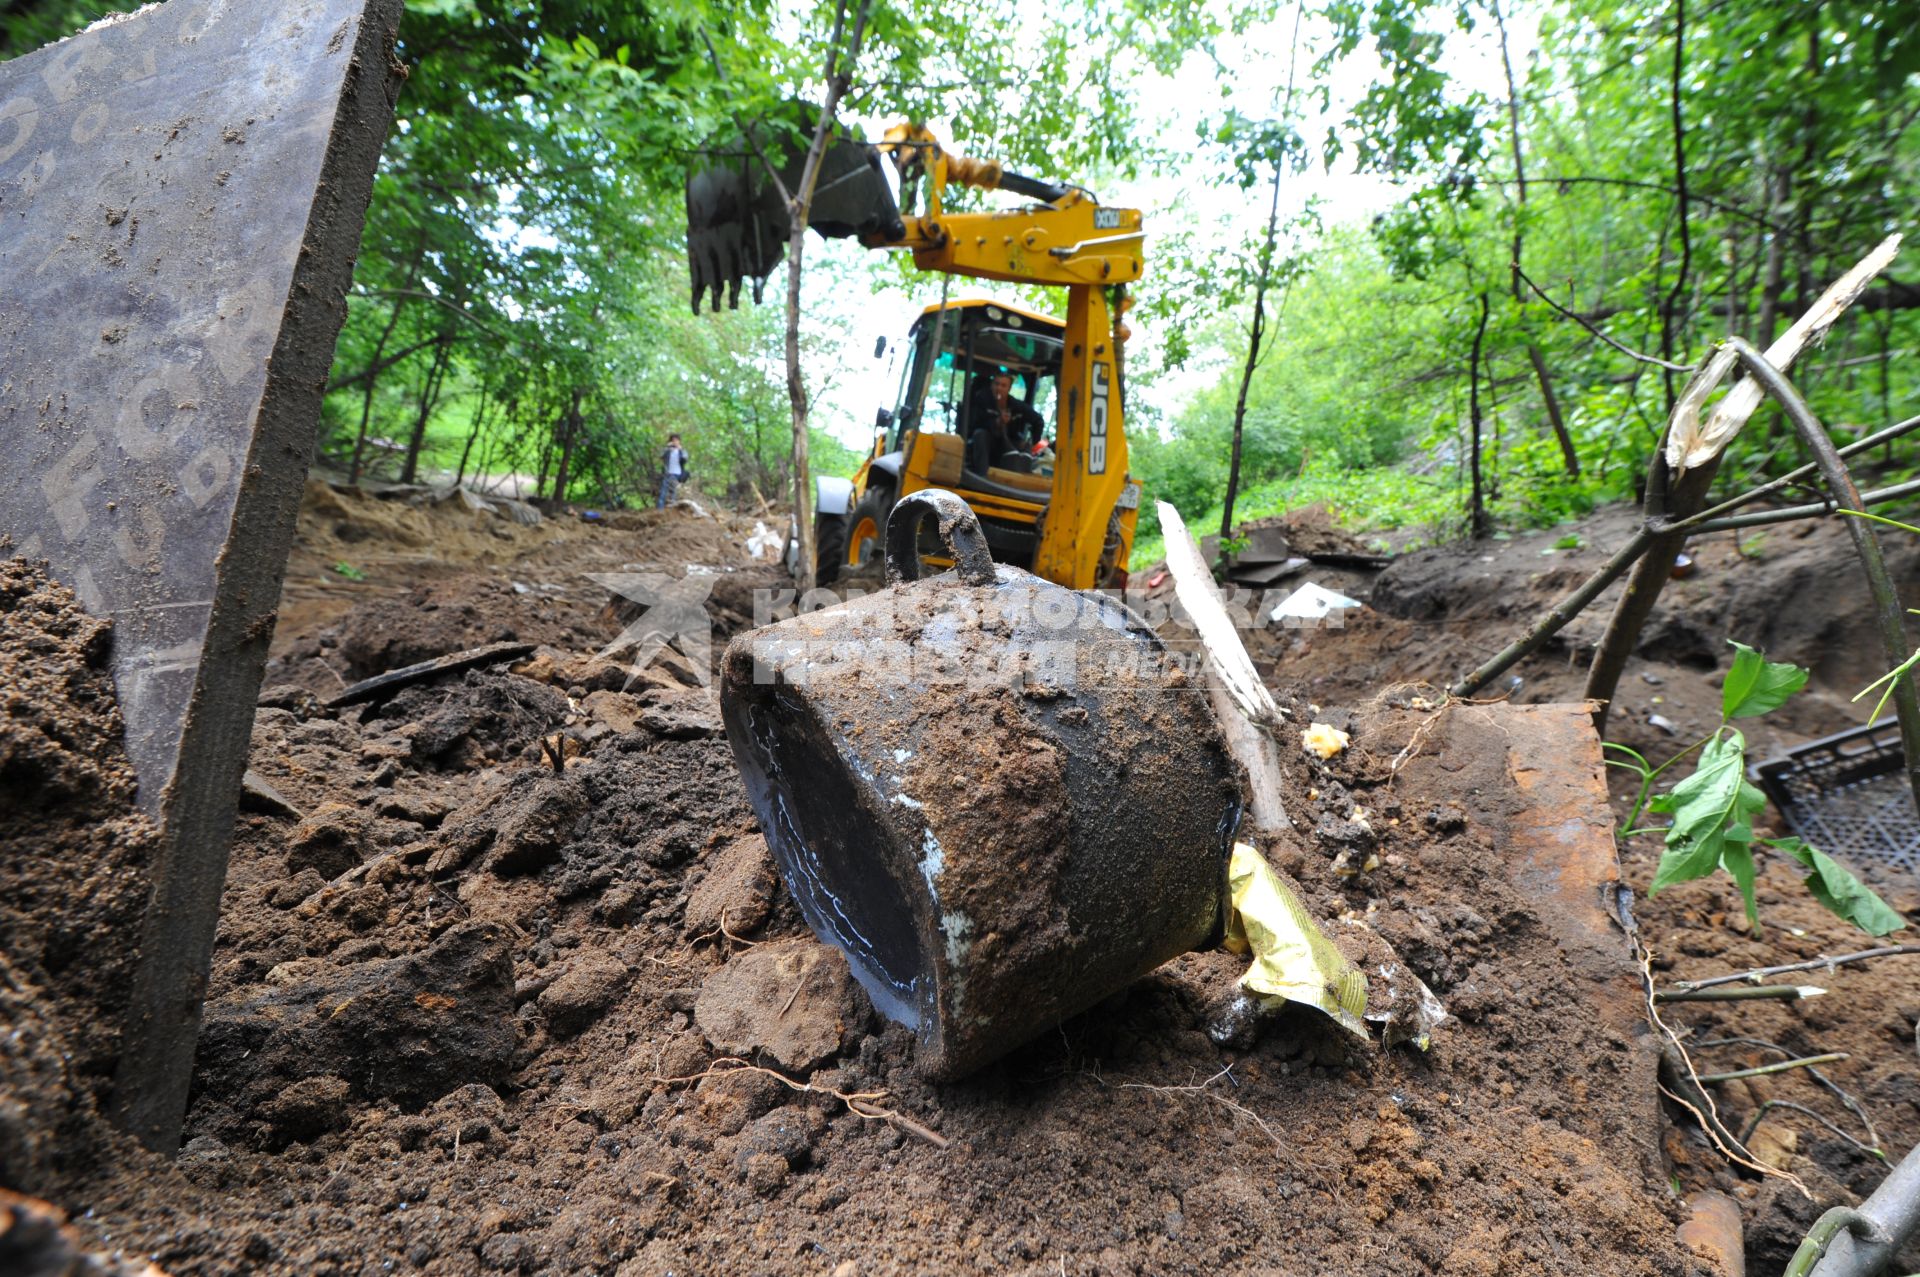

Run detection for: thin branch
[[1724, 335, 1920, 818], [1485, 174, 1784, 232], [1670, 945, 1920, 992], [1515, 265, 1695, 370], [351, 287, 514, 342], [1698, 1035, 1883, 1154], [1698, 1053, 1849, 1085], [1691, 477, 1920, 535], [1741, 1100, 1884, 1161]]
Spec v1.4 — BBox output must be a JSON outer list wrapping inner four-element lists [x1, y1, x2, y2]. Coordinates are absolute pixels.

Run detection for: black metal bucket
[[719, 490, 1242, 1077]]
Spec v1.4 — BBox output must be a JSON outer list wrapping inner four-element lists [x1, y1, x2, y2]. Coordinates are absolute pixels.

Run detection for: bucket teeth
[[684, 108, 903, 314]]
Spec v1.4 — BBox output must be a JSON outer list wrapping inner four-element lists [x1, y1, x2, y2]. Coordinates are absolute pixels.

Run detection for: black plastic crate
[[1753, 717, 1920, 874]]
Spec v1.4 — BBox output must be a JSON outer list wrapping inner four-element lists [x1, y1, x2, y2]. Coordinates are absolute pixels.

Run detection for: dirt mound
[[30, 571, 1698, 1275], [1370, 507, 1920, 694], [294, 480, 573, 567], [0, 561, 158, 1196], [19, 484, 1920, 1274]]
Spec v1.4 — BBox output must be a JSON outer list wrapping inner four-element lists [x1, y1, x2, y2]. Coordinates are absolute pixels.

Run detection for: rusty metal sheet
[[1490, 701, 1664, 1175], [0, 0, 403, 1151]]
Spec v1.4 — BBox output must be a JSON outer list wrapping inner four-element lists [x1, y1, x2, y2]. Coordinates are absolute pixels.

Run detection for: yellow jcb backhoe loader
[[687, 122, 1144, 590]]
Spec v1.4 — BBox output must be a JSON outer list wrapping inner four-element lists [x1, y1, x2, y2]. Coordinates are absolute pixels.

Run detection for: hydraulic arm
[[686, 120, 1144, 589]]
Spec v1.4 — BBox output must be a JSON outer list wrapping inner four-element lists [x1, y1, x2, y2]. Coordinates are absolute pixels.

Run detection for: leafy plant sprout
[[1605, 641, 1906, 938]]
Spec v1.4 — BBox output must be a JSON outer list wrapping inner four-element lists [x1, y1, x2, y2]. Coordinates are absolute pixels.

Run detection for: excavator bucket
[[685, 108, 905, 314]]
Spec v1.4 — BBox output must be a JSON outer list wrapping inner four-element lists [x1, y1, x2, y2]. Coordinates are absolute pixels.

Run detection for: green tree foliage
[[7, 0, 1212, 510], [1145, 0, 1920, 544]]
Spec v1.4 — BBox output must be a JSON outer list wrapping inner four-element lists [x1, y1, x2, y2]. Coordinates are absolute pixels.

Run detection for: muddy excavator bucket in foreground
[[718, 491, 1244, 1077], [685, 112, 905, 314]]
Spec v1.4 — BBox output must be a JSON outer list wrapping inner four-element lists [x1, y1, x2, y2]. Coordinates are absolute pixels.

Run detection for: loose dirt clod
[[694, 939, 871, 1073], [684, 834, 777, 939]]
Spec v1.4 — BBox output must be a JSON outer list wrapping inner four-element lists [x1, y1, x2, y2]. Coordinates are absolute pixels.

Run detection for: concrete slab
[[0, 0, 404, 1151]]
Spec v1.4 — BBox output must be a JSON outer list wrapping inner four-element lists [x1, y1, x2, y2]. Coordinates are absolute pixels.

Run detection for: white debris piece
[[745, 520, 781, 561], [1270, 581, 1363, 625]]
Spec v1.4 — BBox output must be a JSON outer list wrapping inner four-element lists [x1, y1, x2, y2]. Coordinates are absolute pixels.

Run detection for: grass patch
[[1131, 462, 1465, 569]]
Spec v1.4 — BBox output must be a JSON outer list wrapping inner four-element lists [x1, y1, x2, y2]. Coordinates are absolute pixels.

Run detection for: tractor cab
[[829, 298, 1067, 576]]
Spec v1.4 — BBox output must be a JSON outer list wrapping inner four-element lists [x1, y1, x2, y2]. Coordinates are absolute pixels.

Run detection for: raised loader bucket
[[685, 109, 906, 314], [719, 490, 1244, 1077]]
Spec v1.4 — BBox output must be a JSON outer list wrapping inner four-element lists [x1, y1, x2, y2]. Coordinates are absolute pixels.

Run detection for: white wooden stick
[[1159, 502, 1291, 831]]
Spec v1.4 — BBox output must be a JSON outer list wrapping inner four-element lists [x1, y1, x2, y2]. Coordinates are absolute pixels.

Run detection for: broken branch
[[1722, 335, 1920, 819], [1670, 411, 1920, 533], [1654, 984, 1823, 1004], [1697, 1052, 1850, 1084], [1670, 945, 1920, 992]]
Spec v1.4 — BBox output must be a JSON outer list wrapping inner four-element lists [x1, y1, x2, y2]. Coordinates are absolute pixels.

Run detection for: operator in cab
[[967, 368, 1045, 473]]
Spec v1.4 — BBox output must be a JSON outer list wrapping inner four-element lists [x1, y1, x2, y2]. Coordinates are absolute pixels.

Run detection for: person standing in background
[[658, 433, 689, 507]]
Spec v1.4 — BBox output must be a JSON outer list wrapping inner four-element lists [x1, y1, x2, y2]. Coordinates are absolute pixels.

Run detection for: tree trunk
[[549, 388, 584, 510], [1468, 292, 1492, 539], [1491, 0, 1575, 479], [774, 0, 876, 594], [1658, 0, 1692, 410], [398, 333, 452, 486], [349, 299, 407, 485], [1527, 343, 1578, 477], [1220, 164, 1284, 565], [1584, 455, 1720, 732], [1755, 169, 1788, 348], [350, 234, 430, 484], [785, 236, 815, 590], [453, 389, 491, 489]]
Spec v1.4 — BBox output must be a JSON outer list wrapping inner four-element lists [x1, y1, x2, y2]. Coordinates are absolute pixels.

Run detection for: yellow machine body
[[821, 128, 1145, 590]]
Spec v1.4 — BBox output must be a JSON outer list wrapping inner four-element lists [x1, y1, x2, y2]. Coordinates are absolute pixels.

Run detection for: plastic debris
[[1338, 916, 1450, 1051], [1269, 581, 1363, 626], [1302, 723, 1350, 760], [745, 519, 782, 561], [1369, 960, 1450, 1051], [1222, 842, 1369, 1040]]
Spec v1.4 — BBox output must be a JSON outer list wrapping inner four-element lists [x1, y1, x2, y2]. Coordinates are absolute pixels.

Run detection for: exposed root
[[654, 1057, 949, 1150], [1638, 944, 1812, 1198], [1112, 1064, 1288, 1152]]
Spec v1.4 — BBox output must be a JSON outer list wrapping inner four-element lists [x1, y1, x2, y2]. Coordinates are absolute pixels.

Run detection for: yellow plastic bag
[[1222, 842, 1369, 1040]]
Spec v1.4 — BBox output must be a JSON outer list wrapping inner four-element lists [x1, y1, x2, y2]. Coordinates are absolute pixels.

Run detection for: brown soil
[[0, 561, 158, 1196], [6, 491, 1920, 1275], [1151, 501, 1920, 1270]]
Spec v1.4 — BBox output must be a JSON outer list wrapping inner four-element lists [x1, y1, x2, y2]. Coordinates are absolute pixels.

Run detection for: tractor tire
[[845, 487, 892, 575], [814, 512, 849, 585]]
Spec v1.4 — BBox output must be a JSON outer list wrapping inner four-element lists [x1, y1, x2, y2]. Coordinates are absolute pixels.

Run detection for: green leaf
[[1722, 642, 1808, 720], [1720, 839, 1760, 934], [1648, 732, 1767, 896], [1770, 838, 1909, 937]]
